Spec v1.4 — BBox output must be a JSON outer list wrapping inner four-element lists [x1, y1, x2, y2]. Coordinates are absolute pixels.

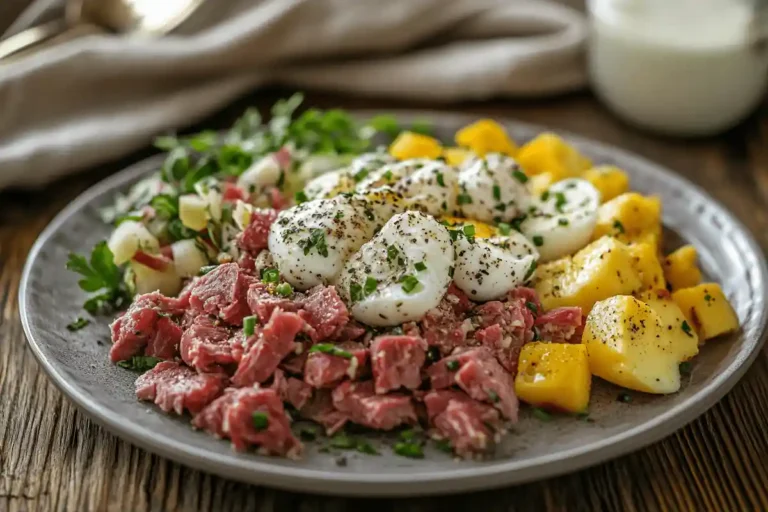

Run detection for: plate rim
[[18, 110, 768, 497]]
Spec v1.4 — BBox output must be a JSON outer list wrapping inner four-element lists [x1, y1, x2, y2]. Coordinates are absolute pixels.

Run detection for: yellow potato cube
[[515, 342, 591, 413], [443, 147, 474, 166], [583, 295, 691, 394], [583, 166, 630, 203], [636, 290, 699, 361], [389, 131, 443, 160], [672, 284, 739, 341], [592, 193, 662, 247], [663, 245, 702, 291], [439, 216, 496, 238], [528, 172, 557, 196], [534, 236, 642, 313], [517, 132, 592, 178], [454, 119, 518, 157], [627, 242, 666, 290]]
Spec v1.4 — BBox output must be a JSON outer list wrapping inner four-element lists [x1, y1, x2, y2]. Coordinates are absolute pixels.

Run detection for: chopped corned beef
[[237, 209, 278, 256], [272, 369, 314, 410], [298, 285, 349, 341], [280, 349, 308, 375], [508, 287, 542, 315], [247, 282, 301, 323], [109, 292, 185, 363], [297, 390, 348, 435], [473, 297, 534, 374], [332, 381, 417, 430], [135, 361, 227, 415], [419, 285, 472, 355], [180, 315, 240, 372], [535, 307, 583, 343], [304, 342, 368, 389], [370, 335, 427, 394], [238, 252, 256, 273], [194, 387, 301, 457], [189, 263, 255, 325], [232, 309, 304, 387], [336, 321, 367, 342], [423, 389, 502, 457]]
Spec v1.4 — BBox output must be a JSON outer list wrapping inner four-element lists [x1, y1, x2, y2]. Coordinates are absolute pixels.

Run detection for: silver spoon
[[0, 0, 206, 60]]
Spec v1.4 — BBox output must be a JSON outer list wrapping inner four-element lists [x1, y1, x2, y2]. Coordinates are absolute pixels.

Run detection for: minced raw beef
[[110, 292, 185, 363], [180, 315, 241, 372], [370, 335, 427, 394], [332, 381, 417, 430], [298, 285, 350, 341], [188, 263, 255, 325], [135, 361, 228, 415], [304, 342, 368, 389], [419, 284, 472, 354], [535, 306, 584, 343], [237, 209, 278, 256]]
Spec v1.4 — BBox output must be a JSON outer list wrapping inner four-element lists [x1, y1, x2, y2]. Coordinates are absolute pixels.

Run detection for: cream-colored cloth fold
[[0, 0, 587, 189]]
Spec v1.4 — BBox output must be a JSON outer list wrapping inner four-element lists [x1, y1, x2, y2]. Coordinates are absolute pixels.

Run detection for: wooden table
[[2, 88, 768, 511]]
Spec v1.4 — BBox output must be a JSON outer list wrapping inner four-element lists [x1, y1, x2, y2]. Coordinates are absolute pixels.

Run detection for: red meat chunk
[[272, 369, 314, 410], [247, 282, 301, 323], [336, 321, 367, 342], [332, 381, 416, 430], [109, 292, 185, 363], [370, 335, 427, 394], [507, 287, 542, 314], [135, 361, 227, 415], [298, 390, 348, 435], [535, 306, 583, 343], [237, 209, 278, 256], [298, 285, 350, 342], [303, 342, 368, 389], [473, 297, 534, 374], [423, 389, 502, 457], [419, 284, 471, 355], [232, 309, 304, 387], [188, 263, 255, 325], [279, 350, 308, 375], [193, 387, 301, 457], [180, 316, 240, 372]]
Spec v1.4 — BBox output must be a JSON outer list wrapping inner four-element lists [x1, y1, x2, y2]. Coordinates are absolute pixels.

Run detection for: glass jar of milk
[[588, 0, 768, 136]]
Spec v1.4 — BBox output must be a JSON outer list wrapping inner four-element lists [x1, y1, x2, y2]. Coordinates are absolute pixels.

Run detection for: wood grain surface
[[2, 87, 768, 511]]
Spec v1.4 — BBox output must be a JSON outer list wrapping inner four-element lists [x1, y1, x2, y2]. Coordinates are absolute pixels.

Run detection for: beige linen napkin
[[0, 0, 587, 189]]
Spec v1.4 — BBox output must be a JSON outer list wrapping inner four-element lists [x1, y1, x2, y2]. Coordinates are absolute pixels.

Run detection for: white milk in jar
[[588, 0, 768, 136]]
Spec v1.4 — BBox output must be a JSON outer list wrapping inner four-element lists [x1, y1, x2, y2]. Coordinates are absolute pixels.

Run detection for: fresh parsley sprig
[[66, 241, 130, 314]]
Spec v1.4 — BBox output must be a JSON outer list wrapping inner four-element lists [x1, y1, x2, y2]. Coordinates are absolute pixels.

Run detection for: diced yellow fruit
[[528, 172, 557, 196], [129, 260, 182, 297], [583, 166, 630, 203], [663, 245, 702, 291], [534, 236, 642, 313], [636, 290, 699, 361], [592, 193, 662, 248], [443, 147, 475, 166], [179, 194, 210, 231], [439, 216, 496, 238], [389, 131, 443, 160], [454, 119, 518, 157], [583, 295, 691, 394], [517, 132, 592, 178], [515, 343, 591, 413], [627, 242, 666, 290], [672, 284, 739, 341]]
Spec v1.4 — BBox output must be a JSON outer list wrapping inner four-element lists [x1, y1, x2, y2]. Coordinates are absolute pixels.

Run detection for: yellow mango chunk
[[455, 119, 518, 157], [439, 216, 496, 238], [627, 242, 666, 291], [515, 343, 591, 413], [534, 236, 642, 313], [443, 147, 474, 166], [663, 245, 702, 291], [636, 290, 699, 361], [592, 193, 662, 248], [583, 295, 696, 394], [517, 132, 592, 178], [583, 166, 630, 203], [672, 284, 739, 341], [389, 131, 443, 160]]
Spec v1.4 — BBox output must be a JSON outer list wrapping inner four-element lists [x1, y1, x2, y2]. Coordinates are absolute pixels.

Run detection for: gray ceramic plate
[[19, 112, 768, 497]]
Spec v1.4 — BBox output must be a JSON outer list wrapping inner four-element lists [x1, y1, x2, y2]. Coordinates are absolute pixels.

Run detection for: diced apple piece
[[171, 239, 209, 277], [108, 220, 160, 266], [129, 260, 181, 296], [671, 283, 739, 341], [515, 342, 591, 413], [179, 194, 209, 231]]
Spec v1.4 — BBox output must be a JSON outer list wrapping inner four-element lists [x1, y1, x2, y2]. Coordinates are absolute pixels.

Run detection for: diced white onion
[[171, 239, 209, 277], [108, 220, 160, 266], [179, 194, 209, 231]]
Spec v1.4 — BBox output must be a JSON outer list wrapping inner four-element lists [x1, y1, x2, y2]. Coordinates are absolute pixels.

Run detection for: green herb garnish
[[436, 172, 445, 187], [446, 360, 460, 371], [532, 407, 553, 421], [558, 218, 569, 226], [613, 220, 625, 234], [66, 241, 129, 315], [363, 276, 378, 296], [66, 317, 90, 331], [393, 442, 424, 459], [252, 412, 269, 431], [243, 315, 257, 337], [199, 265, 218, 276], [298, 228, 329, 257], [275, 282, 293, 297], [532, 235, 544, 247], [399, 275, 421, 294], [415, 261, 427, 272], [617, 392, 633, 403], [309, 344, 353, 359], [525, 301, 538, 314], [118, 356, 162, 373], [498, 222, 512, 236], [261, 267, 279, 283], [512, 169, 529, 183], [457, 193, 473, 205], [554, 192, 567, 212], [681, 320, 694, 337], [294, 190, 309, 204], [493, 184, 501, 201]]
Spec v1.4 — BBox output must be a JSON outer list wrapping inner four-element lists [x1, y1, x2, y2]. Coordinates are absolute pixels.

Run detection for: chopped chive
[[446, 360, 460, 371], [300, 427, 318, 440], [350, 282, 363, 302], [309, 343, 353, 359], [681, 320, 694, 337], [498, 222, 511, 236], [353, 168, 369, 183], [525, 301, 538, 314], [387, 244, 399, 263], [532, 407, 552, 421], [415, 261, 427, 272], [558, 218, 569, 226], [457, 193, 473, 205], [67, 317, 90, 331], [382, 170, 394, 181], [252, 411, 269, 430], [399, 429, 417, 442], [613, 220, 625, 234], [436, 172, 445, 187], [679, 361, 693, 375], [493, 184, 501, 201], [462, 224, 476, 238], [364, 276, 378, 296], [400, 275, 421, 294], [532, 235, 544, 247], [117, 356, 162, 373], [434, 439, 453, 453], [512, 170, 529, 183], [554, 192, 567, 212], [356, 440, 380, 455], [330, 432, 356, 449], [393, 442, 424, 459], [541, 191, 550, 201], [275, 282, 293, 297], [487, 390, 500, 403], [448, 266, 455, 278], [261, 267, 279, 283], [617, 392, 632, 403], [704, 294, 712, 302], [199, 265, 218, 276], [335, 211, 344, 220], [294, 190, 309, 204], [524, 261, 537, 281], [243, 315, 257, 337]]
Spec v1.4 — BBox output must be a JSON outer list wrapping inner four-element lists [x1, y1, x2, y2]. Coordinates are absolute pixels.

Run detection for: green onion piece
[[275, 283, 293, 297], [117, 356, 162, 373], [387, 245, 399, 263], [446, 360, 460, 371], [613, 220, 625, 234], [364, 276, 378, 296], [492, 184, 501, 201], [463, 224, 476, 238], [393, 442, 424, 459], [436, 172, 445, 187], [558, 218, 569, 226], [309, 343, 353, 359], [261, 267, 279, 283], [300, 427, 318, 441], [294, 190, 309, 204], [399, 429, 417, 442], [498, 223, 512, 236], [541, 191, 550, 201], [399, 275, 421, 294], [679, 361, 693, 375], [434, 439, 453, 453], [330, 432, 356, 449], [532, 407, 553, 421], [415, 261, 427, 272], [525, 301, 538, 314], [356, 441, 380, 455], [512, 170, 529, 183], [554, 192, 567, 212], [252, 411, 269, 431], [457, 193, 472, 205], [67, 317, 90, 331], [243, 315, 257, 337], [350, 282, 363, 302], [487, 390, 500, 403], [617, 392, 633, 403], [681, 320, 693, 337], [524, 261, 537, 281], [532, 235, 544, 247], [199, 265, 218, 276]]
